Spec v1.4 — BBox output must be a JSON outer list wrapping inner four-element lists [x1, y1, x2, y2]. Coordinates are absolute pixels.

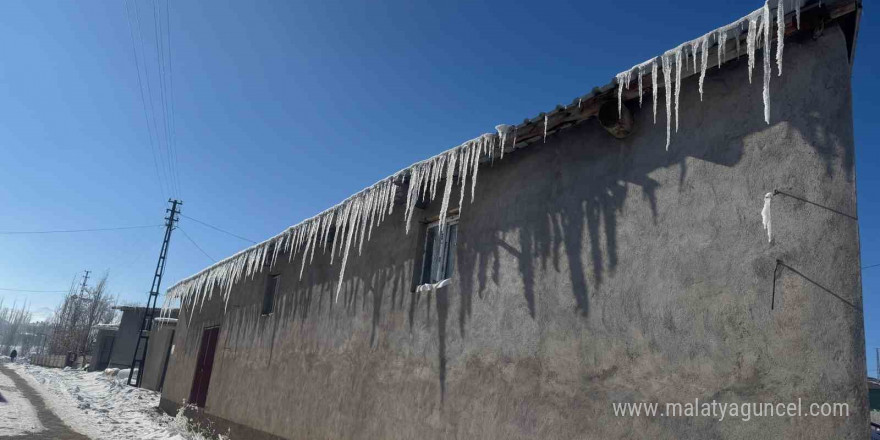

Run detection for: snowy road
[[0, 362, 87, 439], [0, 362, 210, 440]]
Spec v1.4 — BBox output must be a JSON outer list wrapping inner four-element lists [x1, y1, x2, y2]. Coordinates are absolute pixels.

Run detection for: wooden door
[[189, 326, 219, 408]]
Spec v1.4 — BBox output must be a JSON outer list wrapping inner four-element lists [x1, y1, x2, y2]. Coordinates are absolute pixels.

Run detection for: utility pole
[[78, 271, 90, 297], [876, 348, 879, 379], [68, 270, 90, 357], [128, 199, 181, 387]]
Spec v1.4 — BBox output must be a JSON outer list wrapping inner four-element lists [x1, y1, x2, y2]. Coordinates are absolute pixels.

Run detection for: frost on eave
[[164, 1, 799, 318]]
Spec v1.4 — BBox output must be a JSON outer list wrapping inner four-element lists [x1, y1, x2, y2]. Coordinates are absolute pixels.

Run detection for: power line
[[152, 0, 179, 198], [178, 227, 215, 263], [0, 287, 69, 293], [180, 214, 256, 244], [124, 0, 169, 201], [0, 225, 163, 235], [864, 263, 880, 270]]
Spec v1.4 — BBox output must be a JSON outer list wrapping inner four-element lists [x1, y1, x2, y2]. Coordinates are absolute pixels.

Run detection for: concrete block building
[[158, 1, 867, 438]]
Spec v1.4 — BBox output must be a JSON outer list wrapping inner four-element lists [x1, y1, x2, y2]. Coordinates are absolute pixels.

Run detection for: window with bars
[[420, 218, 458, 285]]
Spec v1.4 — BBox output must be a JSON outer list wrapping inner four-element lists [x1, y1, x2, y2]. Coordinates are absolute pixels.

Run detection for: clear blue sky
[[0, 1, 876, 372]]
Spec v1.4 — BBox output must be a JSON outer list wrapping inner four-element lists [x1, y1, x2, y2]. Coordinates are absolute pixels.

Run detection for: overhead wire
[[152, 0, 180, 198], [124, 0, 168, 201], [0, 224, 163, 235], [163, 0, 182, 199], [129, 0, 176, 200], [178, 227, 215, 262], [0, 288, 69, 293], [179, 214, 257, 244]]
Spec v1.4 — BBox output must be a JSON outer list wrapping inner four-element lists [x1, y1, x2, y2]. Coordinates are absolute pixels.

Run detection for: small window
[[420, 219, 458, 284], [262, 274, 280, 315]]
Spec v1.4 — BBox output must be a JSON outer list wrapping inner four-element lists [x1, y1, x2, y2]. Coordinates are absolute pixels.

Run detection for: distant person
[[9, 349, 17, 363]]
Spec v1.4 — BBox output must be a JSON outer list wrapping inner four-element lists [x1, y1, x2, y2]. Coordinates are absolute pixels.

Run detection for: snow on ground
[[8, 362, 221, 440], [0, 361, 44, 436]]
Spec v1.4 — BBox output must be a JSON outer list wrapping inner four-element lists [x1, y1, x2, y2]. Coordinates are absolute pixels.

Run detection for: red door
[[189, 327, 219, 408]]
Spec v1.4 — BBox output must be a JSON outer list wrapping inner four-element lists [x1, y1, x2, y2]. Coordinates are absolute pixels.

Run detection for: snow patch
[[762, 192, 774, 243], [9, 363, 222, 440]]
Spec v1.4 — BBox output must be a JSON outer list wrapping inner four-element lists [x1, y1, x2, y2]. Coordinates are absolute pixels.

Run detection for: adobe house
[[141, 317, 178, 392], [159, 1, 867, 438], [99, 306, 179, 375], [88, 323, 118, 372]]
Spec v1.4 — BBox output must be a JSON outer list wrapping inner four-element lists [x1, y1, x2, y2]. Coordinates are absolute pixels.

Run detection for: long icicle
[[777, 0, 784, 76], [762, 0, 772, 124], [662, 53, 673, 150]]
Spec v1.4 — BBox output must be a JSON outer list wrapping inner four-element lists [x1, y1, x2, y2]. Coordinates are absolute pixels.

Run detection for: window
[[262, 274, 280, 315], [420, 219, 458, 285]]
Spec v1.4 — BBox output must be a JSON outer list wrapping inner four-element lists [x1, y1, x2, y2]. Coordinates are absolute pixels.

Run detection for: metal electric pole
[[78, 271, 90, 297], [128, 199, 181, 387]]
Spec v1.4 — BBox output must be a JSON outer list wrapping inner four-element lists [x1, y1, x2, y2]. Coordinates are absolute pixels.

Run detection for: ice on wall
[[761, 192, 773, 242], [615, 1, 785, 149], [166, 1, 795, 318]]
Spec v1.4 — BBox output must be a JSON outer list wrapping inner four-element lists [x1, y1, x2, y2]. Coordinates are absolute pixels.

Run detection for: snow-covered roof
[[164, 0, 859, 314]]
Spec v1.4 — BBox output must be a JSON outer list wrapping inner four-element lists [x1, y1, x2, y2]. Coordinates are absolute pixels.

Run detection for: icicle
[[638, 67, 644, 107], [651, 59, 658, 124], [470, 139, 481, 203], [387, 180, 397, 216], [763, 1, 772, 124], [166, 3, 796, 319], [404, 166, 421, 234], [661, 53, 673, 150], [674, 47, 683, 133], [698, 35, 709, 101], [747, 15, 758, 83], [795, 0, 801, 29], [511, 126, 517, 151], [761, 192, 773, 242], [496, 124, 512, 160], [457, 146, 469, 214], [335, 198, 361, 302], [357, 193, 372, 255], [543, 114, 549, 143], [776, 0, 784, 76], [616, 70, 632, 118], [438, 151, 457, 231], [430, 155, 445, 201]]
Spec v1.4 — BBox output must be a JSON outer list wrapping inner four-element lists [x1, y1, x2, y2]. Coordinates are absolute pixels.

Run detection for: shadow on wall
[[179, 33, 852, 407]]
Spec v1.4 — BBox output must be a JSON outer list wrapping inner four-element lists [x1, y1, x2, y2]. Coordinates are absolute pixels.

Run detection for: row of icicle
[[616, 0, 799, 151], [164, 132, 505, 317], [164, 0, 804, 317]]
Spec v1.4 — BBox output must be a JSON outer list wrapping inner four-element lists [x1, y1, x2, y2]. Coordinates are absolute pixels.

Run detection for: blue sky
[[0, 1, 876, 372]]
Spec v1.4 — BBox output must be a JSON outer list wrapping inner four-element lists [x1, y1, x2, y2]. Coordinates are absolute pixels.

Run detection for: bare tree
[[0, 300, 32, 355], [47, 272, 118, 357]]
